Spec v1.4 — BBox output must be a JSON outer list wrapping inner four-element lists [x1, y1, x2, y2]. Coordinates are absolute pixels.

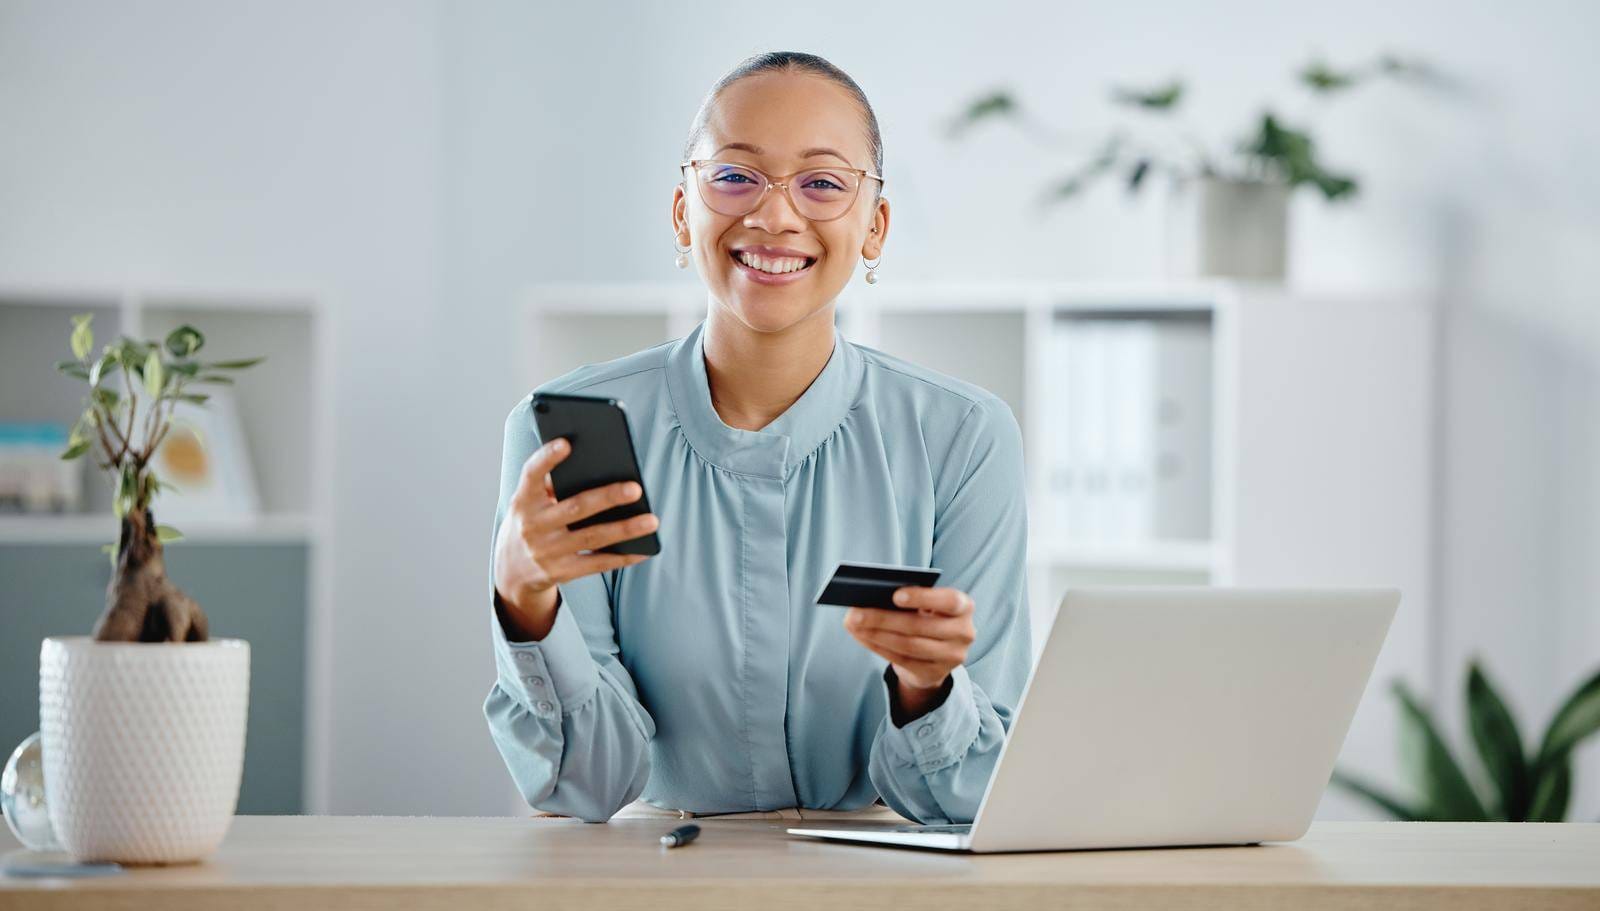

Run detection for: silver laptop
[[788, 586, 1398, 852]]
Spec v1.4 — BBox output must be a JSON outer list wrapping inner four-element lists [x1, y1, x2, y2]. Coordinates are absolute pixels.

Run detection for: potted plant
[[945, 53, 1439, 280], [28, 314, 262, 864], [1332, 660, 1600, 821]]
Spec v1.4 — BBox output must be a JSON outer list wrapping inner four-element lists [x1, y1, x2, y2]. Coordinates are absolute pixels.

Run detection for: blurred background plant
[[946, 52, 1443, 207], [1331, 662, 1600, 821]]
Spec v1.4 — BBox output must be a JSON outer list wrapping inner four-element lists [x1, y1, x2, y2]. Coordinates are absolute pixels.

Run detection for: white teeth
[[736, 250, 811, 274]]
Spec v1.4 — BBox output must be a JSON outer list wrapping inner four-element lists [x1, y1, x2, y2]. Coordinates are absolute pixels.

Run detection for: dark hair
[[681, 51, 883, 188]]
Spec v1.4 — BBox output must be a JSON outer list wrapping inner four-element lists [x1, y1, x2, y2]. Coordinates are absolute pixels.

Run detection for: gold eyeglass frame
[[680, 159, 885, 222]]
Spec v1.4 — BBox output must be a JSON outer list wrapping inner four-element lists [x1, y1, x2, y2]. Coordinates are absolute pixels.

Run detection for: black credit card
[[815, 561, 942, 609]]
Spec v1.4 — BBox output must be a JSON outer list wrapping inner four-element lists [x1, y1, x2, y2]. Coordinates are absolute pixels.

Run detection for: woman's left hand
[[844, 586, 976, 716]]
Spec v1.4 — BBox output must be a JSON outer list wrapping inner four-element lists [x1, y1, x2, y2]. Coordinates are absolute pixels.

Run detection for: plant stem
[[118, 364, 138, 463], [90, 405, 121, 467]]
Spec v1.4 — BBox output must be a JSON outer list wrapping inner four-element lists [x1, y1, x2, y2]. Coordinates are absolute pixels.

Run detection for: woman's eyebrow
[[713, 142, 851, 163]]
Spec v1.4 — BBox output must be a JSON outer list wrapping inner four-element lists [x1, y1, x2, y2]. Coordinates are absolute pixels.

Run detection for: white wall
[[2, 0, 1595, 817]]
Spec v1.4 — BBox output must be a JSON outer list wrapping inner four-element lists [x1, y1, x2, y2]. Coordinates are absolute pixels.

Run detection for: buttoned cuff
[[879, 664, 982, 775], [490, 588, 599, 719]]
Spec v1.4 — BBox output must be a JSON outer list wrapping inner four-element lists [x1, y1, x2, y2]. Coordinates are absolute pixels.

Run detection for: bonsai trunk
[[91, 505, 210, 643]]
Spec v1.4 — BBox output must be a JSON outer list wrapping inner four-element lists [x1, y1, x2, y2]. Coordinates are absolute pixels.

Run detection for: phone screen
[[531, 392, 660, 556]]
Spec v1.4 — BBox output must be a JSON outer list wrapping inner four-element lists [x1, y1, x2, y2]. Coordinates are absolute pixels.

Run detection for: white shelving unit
[[0, 285, 331, 542], [523, 280, 1436, 818], [0, 283, 333, 815]]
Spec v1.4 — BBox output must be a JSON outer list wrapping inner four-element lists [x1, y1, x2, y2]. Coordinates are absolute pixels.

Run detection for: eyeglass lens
[[694, 162, 862, 220]]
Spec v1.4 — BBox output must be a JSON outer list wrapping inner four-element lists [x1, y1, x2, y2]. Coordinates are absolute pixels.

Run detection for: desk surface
[[2, 817, 1599, 911]]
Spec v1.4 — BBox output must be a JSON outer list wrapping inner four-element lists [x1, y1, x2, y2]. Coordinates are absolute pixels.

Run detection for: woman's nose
[[743, 182, 807, 234]]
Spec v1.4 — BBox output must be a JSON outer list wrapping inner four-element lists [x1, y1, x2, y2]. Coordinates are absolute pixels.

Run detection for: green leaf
[[116, 338, 146, 373], [64, 414, 94, 458], [167, 360, 201, 377], [164, 325, 205, 358], [70, 313, 94, 361], [178, 392, 211, 405], [1299, 59, 1360, 93], [1127, 158, 1151, 193], [113, 463, 137, 519], [207, 356, 265, 370], [101, 541, 117, 569], [88, 350, 118, 387], [194, 374, 235, 384], [1110, 79, 1184, 110], [1314, 170, 1359, 201], [1537, 665, 1600, 764], [55, 360, 90, 380], [143, 350, 165, 398], [156, 524, 184, 544], [1328, 768, 1426, 820], [1394, 679, 1491, 820], [91, 386, 120, 409], [1526, 758, 1572, 822], [1039, 136, 1123, 204], [947, 90, 1017, 137], [1466, 662, 1530, 820]]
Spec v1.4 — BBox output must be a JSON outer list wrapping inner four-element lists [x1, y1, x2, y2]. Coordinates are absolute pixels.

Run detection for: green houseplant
[[54, 314, 262, 642], [23, 314, 265, 864], [1332, 661, 1600, 821], [946, 53, 1438, 279]]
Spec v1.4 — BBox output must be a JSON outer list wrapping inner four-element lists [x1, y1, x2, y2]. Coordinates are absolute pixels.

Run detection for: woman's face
[[672, 71, 890, 335]]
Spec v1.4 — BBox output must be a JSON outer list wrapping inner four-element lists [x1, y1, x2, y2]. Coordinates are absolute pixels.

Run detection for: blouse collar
[[665, 318, 864, 481]]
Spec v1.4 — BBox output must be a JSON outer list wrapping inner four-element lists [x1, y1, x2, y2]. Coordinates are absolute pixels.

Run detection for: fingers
[[853, 637, 948, 681], [851, 626, 966, 662], [890, 586, 974, 617], [541, 511, 660, 560], [846, 616, 969, 666], [842, 589, 978, 686], [844, 603, 974, 643], [533, 479, 646, 534], [555, 550, 650, 580], [511, 438, 570, 511]]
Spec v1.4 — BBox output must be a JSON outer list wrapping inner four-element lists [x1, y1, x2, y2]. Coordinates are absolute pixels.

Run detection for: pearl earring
[[862, 253, 882, 284], [673, 238, 691, 269]]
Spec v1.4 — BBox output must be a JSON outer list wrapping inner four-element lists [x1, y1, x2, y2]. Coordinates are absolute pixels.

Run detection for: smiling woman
[[671, 54, 888, 340], [484, 51, 1031, 826]]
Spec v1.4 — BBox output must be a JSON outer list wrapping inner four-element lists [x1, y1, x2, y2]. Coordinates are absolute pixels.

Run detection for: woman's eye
[[712, 173, 756, 184], [804, 177, 844, 191]]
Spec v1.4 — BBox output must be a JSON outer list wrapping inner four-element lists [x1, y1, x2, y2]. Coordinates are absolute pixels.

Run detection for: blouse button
[[916, 724, 934, 739]]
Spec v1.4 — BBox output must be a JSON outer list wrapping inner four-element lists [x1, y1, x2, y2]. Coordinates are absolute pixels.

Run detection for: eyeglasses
[[680, 159, 884, 222]]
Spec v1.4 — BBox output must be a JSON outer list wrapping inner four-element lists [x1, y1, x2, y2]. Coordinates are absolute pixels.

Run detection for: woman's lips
[[730, 250, 815, 285]]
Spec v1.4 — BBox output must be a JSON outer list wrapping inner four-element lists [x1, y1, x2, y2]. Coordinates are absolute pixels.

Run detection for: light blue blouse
[[483, 318, 1031, 824]]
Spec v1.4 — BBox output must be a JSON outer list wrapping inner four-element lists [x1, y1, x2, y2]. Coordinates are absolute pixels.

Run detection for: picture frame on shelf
[[132, 386, 260, 523]]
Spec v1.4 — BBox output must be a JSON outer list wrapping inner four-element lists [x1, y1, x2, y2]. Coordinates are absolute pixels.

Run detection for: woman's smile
[[729, 243, 819, 285]]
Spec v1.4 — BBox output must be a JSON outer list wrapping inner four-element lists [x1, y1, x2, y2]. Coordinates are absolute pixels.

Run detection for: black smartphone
[[530, 391, 661, 556]]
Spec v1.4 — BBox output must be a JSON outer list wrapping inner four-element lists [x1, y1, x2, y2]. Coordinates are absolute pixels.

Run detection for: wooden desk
[[2, 817, 1598, 910]]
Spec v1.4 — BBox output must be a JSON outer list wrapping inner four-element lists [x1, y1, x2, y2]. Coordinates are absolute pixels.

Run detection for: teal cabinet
[[0, 542, 307, 814]]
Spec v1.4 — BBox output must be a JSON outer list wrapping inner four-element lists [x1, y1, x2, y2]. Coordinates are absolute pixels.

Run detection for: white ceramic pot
[[1163, 175, 1291, 281], [39, 636, 249, 864]]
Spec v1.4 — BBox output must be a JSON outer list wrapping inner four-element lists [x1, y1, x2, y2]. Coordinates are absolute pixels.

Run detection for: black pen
[[660, 823, 700, 848]]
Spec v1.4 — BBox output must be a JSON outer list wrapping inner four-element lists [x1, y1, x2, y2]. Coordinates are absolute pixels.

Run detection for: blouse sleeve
[[482, 395, 656, 822], [868, 393, 1033, 824]]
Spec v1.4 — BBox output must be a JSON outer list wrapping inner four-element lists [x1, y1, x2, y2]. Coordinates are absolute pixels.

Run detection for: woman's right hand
[[493, 436, 658, 640]]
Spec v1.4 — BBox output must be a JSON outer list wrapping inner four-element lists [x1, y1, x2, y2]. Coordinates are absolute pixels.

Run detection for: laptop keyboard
[[891, 824, 972, 834]]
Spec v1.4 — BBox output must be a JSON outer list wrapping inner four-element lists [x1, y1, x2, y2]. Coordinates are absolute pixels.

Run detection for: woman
[[485, 51, 1030, 825]]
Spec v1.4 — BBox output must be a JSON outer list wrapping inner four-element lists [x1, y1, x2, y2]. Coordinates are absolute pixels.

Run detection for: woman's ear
[[862, 195, 890, 259], [670, 183, 691, 245]]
